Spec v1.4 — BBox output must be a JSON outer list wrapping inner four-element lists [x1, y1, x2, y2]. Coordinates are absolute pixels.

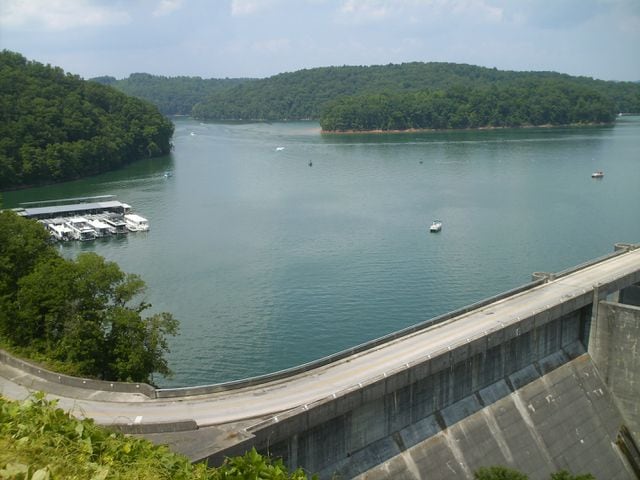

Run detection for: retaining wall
[[224, 308, 593, 477], [589, 299, 640, 443]]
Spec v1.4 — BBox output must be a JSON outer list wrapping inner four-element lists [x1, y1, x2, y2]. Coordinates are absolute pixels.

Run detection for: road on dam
[[2, 247, 640, 429]]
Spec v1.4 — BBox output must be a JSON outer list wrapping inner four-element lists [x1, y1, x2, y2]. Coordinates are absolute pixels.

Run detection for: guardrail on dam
[[218, 244, 640, 479], [2, 243, 640, 479]]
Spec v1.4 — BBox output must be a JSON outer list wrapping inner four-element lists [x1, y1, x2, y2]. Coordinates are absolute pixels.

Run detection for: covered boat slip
[[14, 199, 132, 220], [11, 195, 149, 241]]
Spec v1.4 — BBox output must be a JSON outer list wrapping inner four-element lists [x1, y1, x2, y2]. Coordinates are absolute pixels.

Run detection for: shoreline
[[320, 121, 614, 135]]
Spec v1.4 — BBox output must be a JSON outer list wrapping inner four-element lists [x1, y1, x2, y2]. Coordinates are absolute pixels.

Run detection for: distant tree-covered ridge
[[190, 62, 640, 122], [0, 50, 174, 190], [320, 81, 615, 132], [92, 72, 253, 115]]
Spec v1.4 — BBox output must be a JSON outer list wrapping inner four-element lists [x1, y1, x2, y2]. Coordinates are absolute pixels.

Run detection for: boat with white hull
[[124, 214, 150, 232]]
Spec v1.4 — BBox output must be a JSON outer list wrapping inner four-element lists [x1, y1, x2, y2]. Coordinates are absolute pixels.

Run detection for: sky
[[0, 0, 639, 82]]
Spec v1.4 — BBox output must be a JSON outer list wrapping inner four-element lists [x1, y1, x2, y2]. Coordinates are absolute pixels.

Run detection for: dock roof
[[16, 200, 130, 219]]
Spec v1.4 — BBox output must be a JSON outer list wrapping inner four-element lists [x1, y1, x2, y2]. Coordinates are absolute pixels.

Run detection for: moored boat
[[87, 218, 112, 237], [65, 217, 96, 241], [124, 213, 150, 232], [101, 213, 129, 234]]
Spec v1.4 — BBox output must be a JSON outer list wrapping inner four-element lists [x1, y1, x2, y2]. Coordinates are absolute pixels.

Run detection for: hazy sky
[[1, 0, 638, 81]]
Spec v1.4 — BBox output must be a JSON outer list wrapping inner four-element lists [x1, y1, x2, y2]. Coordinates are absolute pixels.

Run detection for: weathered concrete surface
[[250, 311, 590, 477], [589, 300, 640, 443], [352, 354, 634, 480]]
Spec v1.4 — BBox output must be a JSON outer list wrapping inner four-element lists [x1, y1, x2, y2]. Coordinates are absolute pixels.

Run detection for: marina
[[13, 195, 149, 242]]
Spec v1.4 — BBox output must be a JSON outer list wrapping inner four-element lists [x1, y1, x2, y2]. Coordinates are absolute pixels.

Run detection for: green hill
[[320, 81, 615, 132], [93, 73, 253, 115], [190, 62, 640, 123], [0, 50, 174, 190]]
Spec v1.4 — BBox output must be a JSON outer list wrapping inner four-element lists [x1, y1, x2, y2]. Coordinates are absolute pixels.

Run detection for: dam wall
[[214, 275, 640, 478], [589, 298, 640, 444], [3, 245, 640, 479], [356, 353, 633, 479], [233, 309, 597, 477]]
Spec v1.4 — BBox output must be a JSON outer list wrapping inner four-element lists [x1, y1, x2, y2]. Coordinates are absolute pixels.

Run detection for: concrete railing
[[0, 349, 156, 398], [3, 242, 638, 400]]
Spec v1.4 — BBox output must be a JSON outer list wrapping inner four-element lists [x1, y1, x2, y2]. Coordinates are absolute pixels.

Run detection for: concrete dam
[[2, 243, 640, 479]]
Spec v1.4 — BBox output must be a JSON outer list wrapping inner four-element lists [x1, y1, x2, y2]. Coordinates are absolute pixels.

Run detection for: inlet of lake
[[4, 116, 640, 387]]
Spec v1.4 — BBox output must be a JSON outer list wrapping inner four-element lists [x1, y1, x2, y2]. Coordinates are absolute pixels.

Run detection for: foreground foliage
[[0, 50, 174, 190], [474, 465, 595, 480], [0, 394, 312, 480], [0, 211, 177, 383]]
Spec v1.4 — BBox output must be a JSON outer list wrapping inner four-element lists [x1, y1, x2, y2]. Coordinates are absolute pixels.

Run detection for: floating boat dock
[[12, 195, 149, 242]]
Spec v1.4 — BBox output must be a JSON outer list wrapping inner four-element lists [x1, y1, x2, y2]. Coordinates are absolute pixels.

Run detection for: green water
[[4, 116, 640, 387]]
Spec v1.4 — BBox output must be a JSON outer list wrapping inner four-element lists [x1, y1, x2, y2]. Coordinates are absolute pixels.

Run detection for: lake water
[[4, 116, 640, 387]]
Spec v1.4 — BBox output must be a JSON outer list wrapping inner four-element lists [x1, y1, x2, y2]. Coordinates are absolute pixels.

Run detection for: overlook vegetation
[[0, 211, 177, 384], [0, 394, 312, 480], [0, 50, 174, 190]]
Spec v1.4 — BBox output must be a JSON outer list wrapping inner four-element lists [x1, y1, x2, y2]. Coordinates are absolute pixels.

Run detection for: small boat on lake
[[430, 220, 442, 233], [276, 146, 285, 151], [591, 171, 604, 178], [124, 213, 150, 232]]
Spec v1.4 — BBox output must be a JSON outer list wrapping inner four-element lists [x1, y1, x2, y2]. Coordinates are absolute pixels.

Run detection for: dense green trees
[[92, 73, 252, 115], [0, 50, 174, 190], [319, 80, 615, 131], [86, 62, 640, 129], [0, 211, 177, 383], [190, 62, 640, 122]]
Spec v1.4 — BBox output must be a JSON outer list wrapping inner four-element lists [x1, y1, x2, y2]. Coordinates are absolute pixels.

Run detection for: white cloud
[[0, 0, 130, 30], [335, 0, 503, 25], [252, 37, 291, 53], [153, 0, 184, 17], [338, 0, 391, 23], [231, 0, 281, 16]]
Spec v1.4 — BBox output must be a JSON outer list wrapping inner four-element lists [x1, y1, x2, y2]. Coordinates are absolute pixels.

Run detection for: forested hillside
[[0, 51, 174, 190], [320, 81, 615, 132], [92, 73, 252, 115], [191, 62, 640, 123]]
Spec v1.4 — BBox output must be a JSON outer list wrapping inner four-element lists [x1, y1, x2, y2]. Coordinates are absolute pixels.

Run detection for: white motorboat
[[430, 220, 442, 233], [124, 213, 150, 232], [87, 218, 112, 237], [591, 171, 604, 178], [65, 217, 96, 241], [48, 222, 74, 241], [101, 213, 128, 234]]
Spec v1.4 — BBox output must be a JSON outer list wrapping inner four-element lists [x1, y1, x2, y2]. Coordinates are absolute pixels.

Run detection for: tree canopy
[[190, 62, 640, 122], [92, 72, 252, 115], [0, 211, 177, 384], [0, 50, 174, 190], [319, 81, 615, 132]]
